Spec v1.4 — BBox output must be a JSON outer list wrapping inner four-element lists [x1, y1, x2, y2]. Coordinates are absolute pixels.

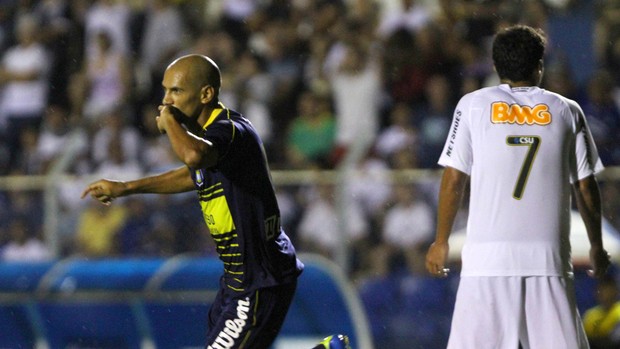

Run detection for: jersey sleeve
[[203, 119, 235, 161], [570, 101, 604, 182], [438, 95, 473, 175]]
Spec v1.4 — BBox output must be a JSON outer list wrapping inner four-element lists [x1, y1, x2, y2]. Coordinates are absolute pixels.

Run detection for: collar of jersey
[[500, 83, 537, 93], [202, 102, 227, 130]]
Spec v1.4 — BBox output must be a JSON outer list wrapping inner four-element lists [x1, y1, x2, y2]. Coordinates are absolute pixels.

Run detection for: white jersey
[[439, 84, 604, 277]]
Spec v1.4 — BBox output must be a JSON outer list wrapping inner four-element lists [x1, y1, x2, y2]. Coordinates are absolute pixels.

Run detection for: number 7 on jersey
[[506, 136, 541, 200]]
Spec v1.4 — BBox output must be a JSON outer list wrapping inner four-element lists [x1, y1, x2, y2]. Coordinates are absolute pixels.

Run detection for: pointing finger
[[81, 186, 94, 199]]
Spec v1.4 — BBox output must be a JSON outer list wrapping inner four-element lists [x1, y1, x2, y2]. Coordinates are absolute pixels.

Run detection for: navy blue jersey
[[190, 107, 303, 292]]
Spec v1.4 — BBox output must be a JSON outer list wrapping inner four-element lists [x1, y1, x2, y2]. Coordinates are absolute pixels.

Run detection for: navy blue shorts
[[205, 280, 297, 349]]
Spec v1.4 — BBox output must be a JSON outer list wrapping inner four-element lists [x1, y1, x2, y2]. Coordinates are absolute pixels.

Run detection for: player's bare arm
[[573, 175, 611, 278], [426, 166, 469, 277], [81, 166, 195, 205]]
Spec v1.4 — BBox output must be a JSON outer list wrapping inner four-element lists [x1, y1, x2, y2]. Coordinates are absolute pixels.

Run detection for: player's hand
[[157, 105, 187, 134], [588, 246, 611, 279], [426, 241, 450, 278], [80, 179, 127, 205], [157, 105, 176, 134]]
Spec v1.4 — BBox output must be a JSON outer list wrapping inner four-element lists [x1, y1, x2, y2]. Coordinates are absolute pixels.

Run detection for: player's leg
[[521, 276, 589, 349], [447, 276, 522, 349], [205, 280, 297, 349]]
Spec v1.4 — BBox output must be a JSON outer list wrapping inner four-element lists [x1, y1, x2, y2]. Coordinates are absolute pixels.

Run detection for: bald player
[[82, 54, 304, 349], [425, 25, 611, 348]]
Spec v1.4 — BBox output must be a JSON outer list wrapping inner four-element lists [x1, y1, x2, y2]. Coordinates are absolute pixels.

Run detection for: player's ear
[[535, 59, 544, 84], [200, 85, 215, 104]]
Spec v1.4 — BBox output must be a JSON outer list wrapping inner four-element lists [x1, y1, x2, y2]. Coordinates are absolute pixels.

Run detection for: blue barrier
[[0, 254, 373, 349]]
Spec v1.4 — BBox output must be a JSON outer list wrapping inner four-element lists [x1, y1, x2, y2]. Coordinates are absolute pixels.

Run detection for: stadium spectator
[[218, 0, 259, 46], [346, 149, 393, 234], [177, 28, 239, 74], [580, 70, 620, 166], [594, 0, 620, 85], [91, 109, 142, 171], [456, 40, 495, 95], [0, 3, 11, 52], [380, 27, 427, 106], [374, 102, 419, 161], [31, 0, 75, 108], [583, 274, 620, 349], [135, 0, 187, 107], [69, 30, 132, 127], [327, 21, 382, 165], [541, 59, 580, 101], [74, 198, 128, 258], [138, 210, 178, 257], [415, 74, 456, 168], [382, 183, 434, 271], [376, 0, 434, 39], [248, 15, 305, 157], [601, 182, 620, 233], [297, 181, 371, 271], [114, 197, 153, 256], [285, 89, 336, 169], [300, 32, 332, 97], [93, 130, 143, 182], [226, 49, 275, 148], [82, 0, 131, 60], [1, 216, 52, 262], [0, 14, 50, 171], [36, 104, 88, 173], [11, 126, 41, 175]]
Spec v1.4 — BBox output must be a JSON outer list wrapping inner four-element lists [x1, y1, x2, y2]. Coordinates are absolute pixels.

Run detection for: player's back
[[440, 84, 602, 276]]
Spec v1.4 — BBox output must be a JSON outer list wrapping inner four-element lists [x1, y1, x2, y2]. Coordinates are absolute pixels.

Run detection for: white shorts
[[447, 276, 589, 349]]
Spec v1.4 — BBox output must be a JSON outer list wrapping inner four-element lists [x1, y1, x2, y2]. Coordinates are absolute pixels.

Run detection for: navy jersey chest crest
[[193, 168, 206, 188]]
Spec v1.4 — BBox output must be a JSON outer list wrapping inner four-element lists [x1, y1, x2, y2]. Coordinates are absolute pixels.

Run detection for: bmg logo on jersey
[[491, 102, 551, 125]]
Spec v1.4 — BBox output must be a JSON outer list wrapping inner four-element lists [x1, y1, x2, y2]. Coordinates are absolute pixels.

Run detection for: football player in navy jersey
[[83, 54, 303, 349]]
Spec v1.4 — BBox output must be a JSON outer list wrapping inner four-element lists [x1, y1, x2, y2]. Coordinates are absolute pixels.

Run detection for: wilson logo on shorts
[[491, 102, 551, 125], [207, 297, 251, 349]]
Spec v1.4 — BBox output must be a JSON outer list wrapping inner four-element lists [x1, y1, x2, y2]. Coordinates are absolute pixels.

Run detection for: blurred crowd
[[0, 0, 619, 283]]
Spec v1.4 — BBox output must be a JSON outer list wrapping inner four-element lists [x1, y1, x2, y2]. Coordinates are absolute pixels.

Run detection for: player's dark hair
[[492, 25, 546, 82]]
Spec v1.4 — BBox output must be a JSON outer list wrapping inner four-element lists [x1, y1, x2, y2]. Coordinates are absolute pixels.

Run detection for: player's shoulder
[[539, 88, 582, 111]]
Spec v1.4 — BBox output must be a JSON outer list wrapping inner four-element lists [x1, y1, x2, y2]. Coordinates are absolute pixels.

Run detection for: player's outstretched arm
[[426, 166, 468, 277], [81, 166, 195, 205], [573, 174, 610, 278]]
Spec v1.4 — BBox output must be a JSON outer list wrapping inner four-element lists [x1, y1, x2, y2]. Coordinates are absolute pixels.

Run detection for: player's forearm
[[124, 166, 195, 195], [434, 167, 468, 243], [163, 116, 217, 169], [574, 175, 603, 247]]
